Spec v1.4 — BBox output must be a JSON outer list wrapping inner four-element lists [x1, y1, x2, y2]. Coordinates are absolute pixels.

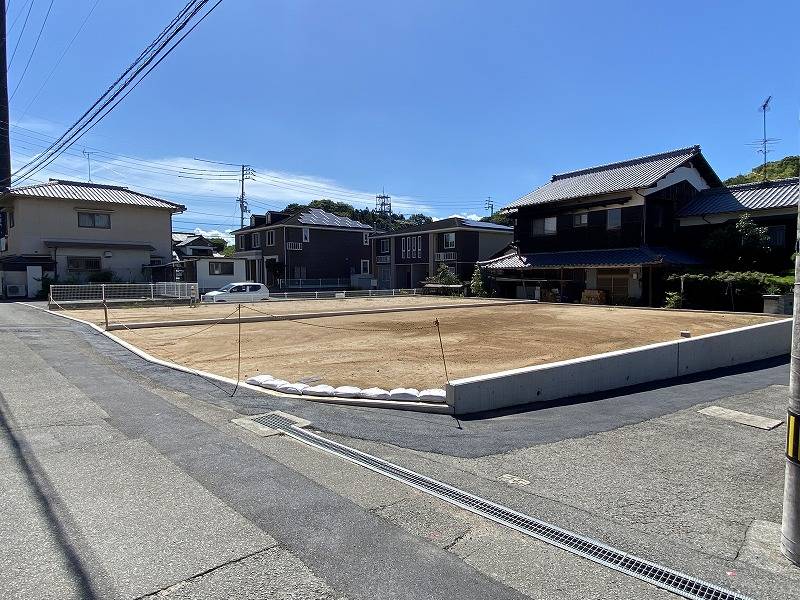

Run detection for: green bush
[[663, 291, 683, 309], [666, 271, 794, 311], [469, 266, 488, 297]]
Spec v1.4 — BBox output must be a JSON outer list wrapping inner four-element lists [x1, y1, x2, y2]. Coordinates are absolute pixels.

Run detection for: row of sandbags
[[244, 374, 446, 403]]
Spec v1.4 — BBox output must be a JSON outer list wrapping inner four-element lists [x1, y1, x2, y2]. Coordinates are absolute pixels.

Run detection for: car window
[[248, 284, 262, 292], [218, 284, 234, 292], [229, 285, 245, 293]]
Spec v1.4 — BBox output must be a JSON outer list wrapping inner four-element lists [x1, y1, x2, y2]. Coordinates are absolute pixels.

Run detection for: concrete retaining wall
[[446, 318, 791, 415]]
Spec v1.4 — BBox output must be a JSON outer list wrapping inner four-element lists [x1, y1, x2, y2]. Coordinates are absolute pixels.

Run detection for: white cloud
[[191, 228, 235, 245], [444, 213, 483, 221]]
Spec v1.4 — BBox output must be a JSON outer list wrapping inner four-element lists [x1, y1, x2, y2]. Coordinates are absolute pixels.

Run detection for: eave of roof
[[371, 217, 512, 238], [504, 145, 722, 211], [479, 246, 701, 270], [677, 177, 799, 217], [6, 179, 185, 212]]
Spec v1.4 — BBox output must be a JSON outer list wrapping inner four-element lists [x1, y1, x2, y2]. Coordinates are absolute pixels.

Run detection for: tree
[[724, 155, 799, 185], [480, 213, 513, 227], [207, 237, 227, 254], [470, 265, 488, 296], [703, 213, 771, 270], [425, 264, 461, 286]]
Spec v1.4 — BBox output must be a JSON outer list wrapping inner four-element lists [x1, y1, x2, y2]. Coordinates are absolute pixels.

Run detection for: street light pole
[[782, 205, 800, 565]]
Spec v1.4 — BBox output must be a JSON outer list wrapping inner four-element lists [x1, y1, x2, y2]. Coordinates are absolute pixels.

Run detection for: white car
[[202, 282, 270, 303]]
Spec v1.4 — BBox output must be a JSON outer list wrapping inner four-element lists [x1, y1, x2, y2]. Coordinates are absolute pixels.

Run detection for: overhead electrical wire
[[9, 0, 54, 101], [15, 0, 102, 121], [11, 0, 223, 184], [7, 0, 35, 68]]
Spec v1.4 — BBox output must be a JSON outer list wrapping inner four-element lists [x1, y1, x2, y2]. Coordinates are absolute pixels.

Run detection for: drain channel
[[255, 413, 753, 600]]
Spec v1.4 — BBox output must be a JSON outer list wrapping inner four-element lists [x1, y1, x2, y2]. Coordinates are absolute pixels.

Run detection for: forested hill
[[724, 155, 799, 185]]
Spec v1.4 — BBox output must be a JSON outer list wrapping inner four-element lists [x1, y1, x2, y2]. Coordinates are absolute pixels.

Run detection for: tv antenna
[[747, 96, 780, 182], [82, 149, 98, 182]]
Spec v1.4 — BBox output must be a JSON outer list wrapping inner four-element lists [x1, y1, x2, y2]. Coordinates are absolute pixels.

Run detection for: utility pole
[[0, 1, 11, 189], [375, 191, 392, 230], [194, 158, 254, 227], [485, 196, 494, 216], [83, 149, 98, 182], [782, 205, 800, 565]]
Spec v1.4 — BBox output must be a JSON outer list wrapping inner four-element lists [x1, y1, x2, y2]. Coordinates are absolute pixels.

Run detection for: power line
[[8, 0, 53, 101], [14, 0, 101, 121], [12, 0, 223, 184], [7, 0, 34, 68]]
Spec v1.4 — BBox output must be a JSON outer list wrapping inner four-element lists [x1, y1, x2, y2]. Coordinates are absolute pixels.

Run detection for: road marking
[[698, 405, 782, 430]]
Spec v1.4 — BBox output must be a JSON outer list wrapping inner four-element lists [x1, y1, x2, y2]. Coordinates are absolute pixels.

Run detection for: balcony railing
[[435, 251, 457, 262], [376, 254, 390, 264], [286, 242, 303, 251]]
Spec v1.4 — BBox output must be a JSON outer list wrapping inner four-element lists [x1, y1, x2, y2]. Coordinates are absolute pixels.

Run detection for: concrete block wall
[[446, 318, 791, 415]]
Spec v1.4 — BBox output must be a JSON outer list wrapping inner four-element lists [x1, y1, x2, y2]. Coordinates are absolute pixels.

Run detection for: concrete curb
[[17, 302, 453, 415], [446, 317, 792, 415], [101, 299, 537, 331]]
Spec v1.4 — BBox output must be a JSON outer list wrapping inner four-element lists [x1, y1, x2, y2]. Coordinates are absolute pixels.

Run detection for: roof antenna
[[82, 149, 98, 182], [748, 96, 780, 182]]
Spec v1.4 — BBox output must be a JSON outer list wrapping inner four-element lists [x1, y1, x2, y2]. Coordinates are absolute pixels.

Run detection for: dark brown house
[[371, 217, 513, 289], [232, 208, 372, 289]]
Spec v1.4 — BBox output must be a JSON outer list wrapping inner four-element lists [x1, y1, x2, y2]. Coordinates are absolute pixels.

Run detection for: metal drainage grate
[[255, 413, 753, 600]]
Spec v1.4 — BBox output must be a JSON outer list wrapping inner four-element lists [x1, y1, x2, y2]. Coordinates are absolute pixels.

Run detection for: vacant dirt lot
[[111, 303, 778, 391], [63, 295, 501, 325]]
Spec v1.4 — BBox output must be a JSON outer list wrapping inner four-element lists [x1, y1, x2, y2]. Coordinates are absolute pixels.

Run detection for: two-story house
[[0, 179, 185, 298], [232, 207, 372, 289], [481, 146, 722, 304], [371, 217, 513, 289]]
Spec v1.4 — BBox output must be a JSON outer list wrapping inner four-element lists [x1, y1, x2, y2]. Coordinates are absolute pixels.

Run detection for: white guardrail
[[268, 288, 422, 301], [49, 282, 199, 304]]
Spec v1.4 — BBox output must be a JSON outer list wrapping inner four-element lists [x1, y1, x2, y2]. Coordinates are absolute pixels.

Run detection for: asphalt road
[[1, 301, 797, 599]]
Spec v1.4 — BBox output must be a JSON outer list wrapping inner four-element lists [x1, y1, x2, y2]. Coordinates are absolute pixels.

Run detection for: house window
[[293, 265, 306, 279], [380, 239, 389, 253], [573, 213, 588, 228], [768, 225, 786, 247], [149, 257, 163, 266], [417, 235, 422, 256], [266, 230, 275, 246], [411, 236, 417, 258], [302, 227, 310, 242], [606, 208, 622, 230], [532, 217, 557, 236], [236, 235, 244, 250], [363, 232, 369, 246], [360, 259, 370, 274], [444, 232, 456, 248], [402, 237, 406, 258], [209, 261, 234, 275], [67, 256, 101, 272], [78, 212, 111, 229], [251, 232, 261, 248]]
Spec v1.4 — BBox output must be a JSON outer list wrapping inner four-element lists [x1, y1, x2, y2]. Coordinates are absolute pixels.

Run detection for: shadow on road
[[0, 392, 105, 599]]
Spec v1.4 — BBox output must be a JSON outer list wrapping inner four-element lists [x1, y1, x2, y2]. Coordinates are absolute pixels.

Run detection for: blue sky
[[7, 0, 800, 239]]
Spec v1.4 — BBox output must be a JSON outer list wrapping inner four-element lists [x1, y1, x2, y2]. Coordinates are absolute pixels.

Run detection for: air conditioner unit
[[6, 284, 26, 298]]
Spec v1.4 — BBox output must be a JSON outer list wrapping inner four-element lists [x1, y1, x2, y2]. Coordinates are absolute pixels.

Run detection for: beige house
[[0, 179, 185, 298]]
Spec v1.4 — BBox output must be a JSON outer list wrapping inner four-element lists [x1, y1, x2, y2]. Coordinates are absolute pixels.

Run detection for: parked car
[[201, 282, 269, 303]]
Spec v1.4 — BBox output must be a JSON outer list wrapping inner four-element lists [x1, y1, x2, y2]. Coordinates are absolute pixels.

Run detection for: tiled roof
[[372, 217, 512, 238], [7, 179, 185, 211], [505, 146, 714, 210], [232, 207, 371, 233], [296, 208, 371, 229], [677, 177, 799, 217], [479, 247, 701, 270]]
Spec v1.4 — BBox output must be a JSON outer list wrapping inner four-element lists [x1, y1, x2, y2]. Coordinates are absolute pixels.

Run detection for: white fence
[[49, 282, 199, 305], [268, 288, 422, 301], [277, 278, 351, 290]]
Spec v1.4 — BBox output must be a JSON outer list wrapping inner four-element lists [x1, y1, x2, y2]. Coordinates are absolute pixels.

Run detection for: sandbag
[[418, 388, 447, 402], [359, 387, 390, 400], [333, 385, 362, 398], [277, 382, 309, 395], [388, 388, 420, 401], [303, 384, 336, 397], [245, 374, 274, 386], [260, 378, 289, 390]]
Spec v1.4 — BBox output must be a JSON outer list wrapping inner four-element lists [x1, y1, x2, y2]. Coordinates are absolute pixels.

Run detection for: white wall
[[196, 258, 246, 291], [645, 164, 710, 195], [446, 318, 791, 414], [54, 247, 152, 282]]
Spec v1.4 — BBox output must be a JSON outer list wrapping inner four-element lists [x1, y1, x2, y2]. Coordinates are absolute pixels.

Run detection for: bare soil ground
[[110, 302, 778, 391], [63, 295, 501, 326]]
